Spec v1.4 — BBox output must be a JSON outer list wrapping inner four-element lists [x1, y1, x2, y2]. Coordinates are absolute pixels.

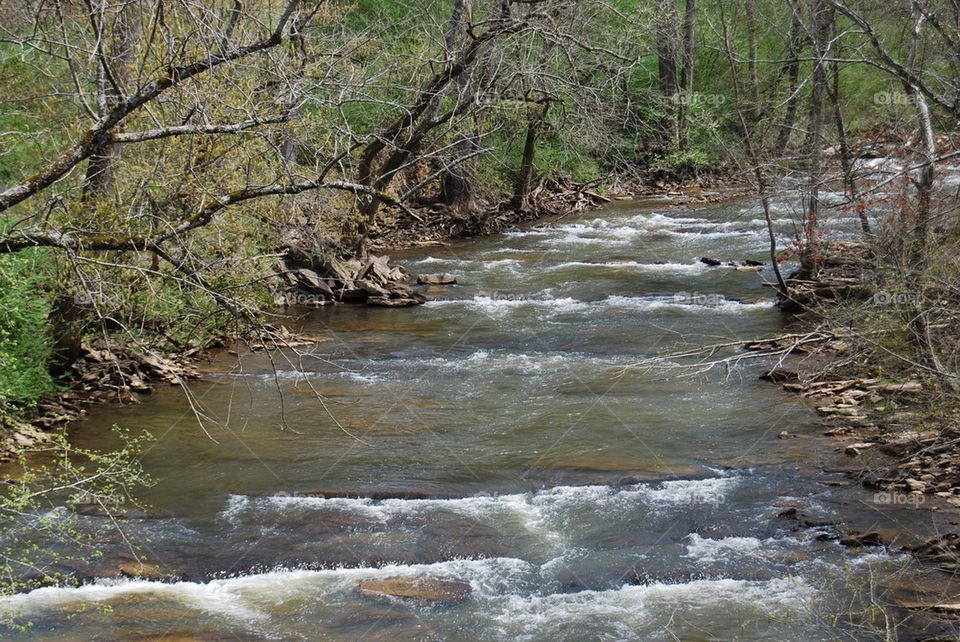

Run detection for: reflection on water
[[3, 195, 946, 640]]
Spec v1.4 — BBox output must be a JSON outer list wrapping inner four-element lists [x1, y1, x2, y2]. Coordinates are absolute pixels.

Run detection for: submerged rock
[[839, 530, 885, 547], [367, 297, 423, 307], [118, 561, 166, 579], [358, 577, 472, 604]]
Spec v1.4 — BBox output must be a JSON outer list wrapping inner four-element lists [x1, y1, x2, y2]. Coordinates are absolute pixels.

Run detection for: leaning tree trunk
[[718, 0, 788, 298], [745, 0, 761, 120]]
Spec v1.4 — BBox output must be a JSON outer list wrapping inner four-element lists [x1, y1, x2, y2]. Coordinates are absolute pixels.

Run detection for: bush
[[0, 252, 56, 413], [654, 148, 717, 176]]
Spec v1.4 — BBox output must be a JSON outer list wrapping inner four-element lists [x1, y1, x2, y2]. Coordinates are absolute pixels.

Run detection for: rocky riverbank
[[750, 239, 960, 623], [765, 242, 959, 509]]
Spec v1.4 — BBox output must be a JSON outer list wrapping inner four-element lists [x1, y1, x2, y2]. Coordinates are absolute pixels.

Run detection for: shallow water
[[3, 193, 945, 640]]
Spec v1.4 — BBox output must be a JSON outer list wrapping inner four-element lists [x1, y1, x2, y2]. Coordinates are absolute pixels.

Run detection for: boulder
[[879, 430, 939, 456], [417, 273, 458, 285], [760, 368, 798, 383], [699, 257, 723, 266], [356, 279, 390, 298], [387, 283, 427, 302], [296, 269, 335, 298], [344, 258, 364, 277], [323, 258, 356, 286], [335, 282, 369, 301], [844, 442, 876, 456], [359, 577, 472, 604]]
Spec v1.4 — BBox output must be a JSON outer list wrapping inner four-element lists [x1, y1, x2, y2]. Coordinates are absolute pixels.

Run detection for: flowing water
[[3, 190, 951, 640]]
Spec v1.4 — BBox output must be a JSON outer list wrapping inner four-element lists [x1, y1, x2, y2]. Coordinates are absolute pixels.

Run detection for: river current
[[3, 189, 949, 640]]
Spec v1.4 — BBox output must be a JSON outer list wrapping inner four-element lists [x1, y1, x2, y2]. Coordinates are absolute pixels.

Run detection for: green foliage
[[0, 42, 72, 183], [654, 148, 716, 175], [0, 252, 56, 413]]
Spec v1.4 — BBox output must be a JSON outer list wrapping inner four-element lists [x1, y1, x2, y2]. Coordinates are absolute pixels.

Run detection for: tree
[[677, 0, 698, 149]]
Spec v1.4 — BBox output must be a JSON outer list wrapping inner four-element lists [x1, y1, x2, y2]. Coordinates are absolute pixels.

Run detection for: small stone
[[845, 442, 876, 457], [905, 478, 927, 492]]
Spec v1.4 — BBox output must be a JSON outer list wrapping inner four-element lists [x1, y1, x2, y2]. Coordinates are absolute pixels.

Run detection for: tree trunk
[[745, 0, 760, 119], [804, 0, 831, 269], [513, 103, 549, 211], [717, 0, 788, 298], [83, 1, 138, 201], [441, 0, 477, 213], [656, 0, 680, 97], [775, 1, 803, 156], [677, 0, 697, 149], [828, 28, 869, 236], [656, 0, 680, 145], [906, 5, 934, 269]]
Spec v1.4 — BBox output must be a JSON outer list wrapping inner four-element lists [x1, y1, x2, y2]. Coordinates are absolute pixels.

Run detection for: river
[[3, 190, 949, 640]]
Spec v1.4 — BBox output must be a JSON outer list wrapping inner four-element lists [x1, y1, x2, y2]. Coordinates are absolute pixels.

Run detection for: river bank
[[757, 241, 960, 606]]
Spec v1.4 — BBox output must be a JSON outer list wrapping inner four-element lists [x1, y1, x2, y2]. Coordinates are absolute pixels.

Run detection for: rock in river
[[367, 297, 423, 307], [417, 273, 458, 285], [359, 577, 472, 604]]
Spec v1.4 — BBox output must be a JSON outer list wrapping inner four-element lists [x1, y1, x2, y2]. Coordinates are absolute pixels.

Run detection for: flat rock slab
[[359, 577, 472, 604]]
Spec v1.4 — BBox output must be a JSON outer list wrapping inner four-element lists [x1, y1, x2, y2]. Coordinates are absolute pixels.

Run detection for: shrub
[[0, 252, 56, 414]]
